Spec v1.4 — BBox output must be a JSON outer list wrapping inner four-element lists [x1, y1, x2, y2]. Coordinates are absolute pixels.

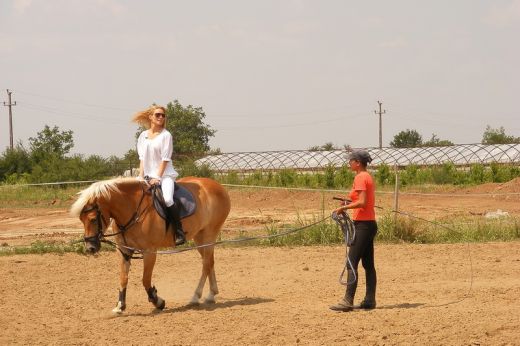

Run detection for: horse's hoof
[[156, 298, 166, 310], [112, 302, 125, 314], [189, 293, 201, 306], [204, 297, 216, 304], [187, 300, 200, 307], [112, 306, 124, 314]]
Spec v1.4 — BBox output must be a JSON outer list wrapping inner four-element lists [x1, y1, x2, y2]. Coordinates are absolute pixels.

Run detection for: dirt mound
[[493, 177, 520, 193], [458, 177, 520, 194]]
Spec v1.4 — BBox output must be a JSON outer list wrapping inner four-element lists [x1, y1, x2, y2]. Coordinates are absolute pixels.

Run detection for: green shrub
[[490, 162, 513, 183], [323, 164, 335, 188], [277, 169, 297, 187], [377, 213, 424, 242], [469, 164, 485, 184], [334, 165, 354, 189], [400, 165, 418, 186], [375, 164, 392, 186], [177, 160, 214, 178], [431, 163, 456, 184]]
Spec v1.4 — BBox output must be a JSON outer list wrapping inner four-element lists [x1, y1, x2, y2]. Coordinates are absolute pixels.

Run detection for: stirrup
[[174, 228, 186, 246]]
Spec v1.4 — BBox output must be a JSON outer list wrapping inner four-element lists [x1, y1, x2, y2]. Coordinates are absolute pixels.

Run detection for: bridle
[[81, 183, 149, 244], [81, 204, 109, 243]]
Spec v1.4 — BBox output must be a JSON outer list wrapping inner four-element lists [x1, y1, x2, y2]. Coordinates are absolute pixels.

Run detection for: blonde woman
[[132, 106, 185, 245]]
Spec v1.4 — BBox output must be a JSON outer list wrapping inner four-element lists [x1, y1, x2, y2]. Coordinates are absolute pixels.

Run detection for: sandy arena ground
[[1, 180, 519, 345]]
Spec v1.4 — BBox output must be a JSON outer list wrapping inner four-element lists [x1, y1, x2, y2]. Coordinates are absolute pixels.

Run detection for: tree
[[135, 100, 216, 159], [123, 149, 139, 163], [423, 134, 453, 147], [165, 100, 216, 157], [0, 143, 31, 181], [390, 129, 423, 148], [29, 125, 74, 163], [481, 125, 520, 145], [308, 142, 341, 151]]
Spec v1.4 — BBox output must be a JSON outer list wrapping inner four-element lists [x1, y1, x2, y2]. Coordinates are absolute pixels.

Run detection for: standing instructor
[[330, 149, 377, 312]]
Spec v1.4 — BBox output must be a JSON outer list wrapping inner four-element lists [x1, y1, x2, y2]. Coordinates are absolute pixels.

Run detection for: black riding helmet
[[348, 149, 373, 165]]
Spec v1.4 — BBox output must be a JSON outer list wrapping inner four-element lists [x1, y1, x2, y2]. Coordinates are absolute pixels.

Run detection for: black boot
[[168, 203, 186, 246], [360, 270, 377, 309], [358, 297, 376, 309], [359, 287, 376, 309]]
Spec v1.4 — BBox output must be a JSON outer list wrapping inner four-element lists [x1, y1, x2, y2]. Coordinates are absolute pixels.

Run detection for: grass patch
[[0, 239, 115, 256], [0, 184, 86, 208], [377, 212, 520, 243], [221, 212, 520, 247], [1, 215, 519, 257], [260, 214, 343, 246]]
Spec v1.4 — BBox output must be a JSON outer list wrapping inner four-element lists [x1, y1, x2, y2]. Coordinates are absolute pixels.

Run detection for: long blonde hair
[[132, 105, 167, 129]]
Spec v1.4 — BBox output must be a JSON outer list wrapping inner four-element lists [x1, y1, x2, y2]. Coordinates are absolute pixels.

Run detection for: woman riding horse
[[71, 177, 230, 313], [132, 105, 185, 246]]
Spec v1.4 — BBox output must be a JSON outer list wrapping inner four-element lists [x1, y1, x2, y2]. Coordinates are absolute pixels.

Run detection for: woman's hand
[[149, 178, 161, 186]]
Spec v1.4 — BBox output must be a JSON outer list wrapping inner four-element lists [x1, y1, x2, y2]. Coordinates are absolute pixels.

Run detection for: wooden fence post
[[393, 164, 400, 227]]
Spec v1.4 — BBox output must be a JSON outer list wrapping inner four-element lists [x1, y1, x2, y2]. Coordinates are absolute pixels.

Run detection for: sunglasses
[[154, 113, 166, 118]]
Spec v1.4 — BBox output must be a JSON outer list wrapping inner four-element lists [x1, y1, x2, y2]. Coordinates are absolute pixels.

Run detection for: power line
[[3, 89, 17, 149], [17, 102, 131, 126], [217, 113, 366, 131], [15, 90, 134, 111]]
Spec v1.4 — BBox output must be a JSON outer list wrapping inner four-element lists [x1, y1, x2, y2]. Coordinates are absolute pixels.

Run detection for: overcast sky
[[1, 0, 519, 157]]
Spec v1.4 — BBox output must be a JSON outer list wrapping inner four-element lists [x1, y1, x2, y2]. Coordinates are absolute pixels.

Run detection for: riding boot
[[358, 297, 376, 309], [167, 203, 186, 246], [360, 269, 377, 309], [329, 294, 354, 312], [330, 267, 357, 312], [359, 285, 377, 309]]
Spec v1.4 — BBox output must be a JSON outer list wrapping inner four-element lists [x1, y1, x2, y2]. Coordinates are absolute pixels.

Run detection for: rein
[[114, 184, 148, 236], [106, 216, 331, 256]]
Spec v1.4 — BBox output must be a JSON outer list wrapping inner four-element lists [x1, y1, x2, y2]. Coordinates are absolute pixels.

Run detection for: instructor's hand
[[333, 207, 346, 215]]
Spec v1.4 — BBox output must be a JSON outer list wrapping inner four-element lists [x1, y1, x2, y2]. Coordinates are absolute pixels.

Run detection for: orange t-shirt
[[348, 171, 376, 221]]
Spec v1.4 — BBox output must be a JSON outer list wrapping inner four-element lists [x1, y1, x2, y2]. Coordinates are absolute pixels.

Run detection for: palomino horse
[[70, 177, 230, 313]]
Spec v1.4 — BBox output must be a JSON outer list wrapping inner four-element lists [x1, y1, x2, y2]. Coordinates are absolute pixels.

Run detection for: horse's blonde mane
[[70, 177, 137, 217]]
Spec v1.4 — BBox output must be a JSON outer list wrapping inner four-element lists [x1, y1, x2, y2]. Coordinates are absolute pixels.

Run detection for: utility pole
[[3, 89, 17, 150], [374, 100, 386, 149]]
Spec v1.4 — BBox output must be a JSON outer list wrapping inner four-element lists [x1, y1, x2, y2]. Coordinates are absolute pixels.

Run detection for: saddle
[[151, 183, 197, 230]]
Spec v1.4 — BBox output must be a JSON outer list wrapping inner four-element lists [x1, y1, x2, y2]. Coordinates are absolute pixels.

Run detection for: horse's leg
[[142, 252, 165, 310], [190, 234, 218, 305], [112, 251, 131, 314], [189, 245, 208, 305], [204, 246, 219, 304]]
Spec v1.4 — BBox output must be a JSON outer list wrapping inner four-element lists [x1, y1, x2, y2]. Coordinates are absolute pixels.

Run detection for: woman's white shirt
[[137, 129, 178, 179]]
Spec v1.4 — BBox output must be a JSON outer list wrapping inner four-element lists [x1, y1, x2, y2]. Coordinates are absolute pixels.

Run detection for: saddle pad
[[151, 183, 197, 221], [174, 183, 197, 219]]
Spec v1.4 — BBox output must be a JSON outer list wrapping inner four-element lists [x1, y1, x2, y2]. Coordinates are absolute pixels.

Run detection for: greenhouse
[[196, 144, 520, 173]]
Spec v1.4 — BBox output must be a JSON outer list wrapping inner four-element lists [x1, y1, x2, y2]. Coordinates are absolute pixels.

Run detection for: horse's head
[[79, 203, 110, 254], [70, 179, 124, 254]]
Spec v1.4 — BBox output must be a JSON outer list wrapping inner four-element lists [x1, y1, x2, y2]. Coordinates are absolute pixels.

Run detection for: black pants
[[345, 220, 378, 301]]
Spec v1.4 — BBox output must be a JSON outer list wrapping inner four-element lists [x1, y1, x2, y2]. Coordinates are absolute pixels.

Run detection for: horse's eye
[[90, 218, 98, 224]]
